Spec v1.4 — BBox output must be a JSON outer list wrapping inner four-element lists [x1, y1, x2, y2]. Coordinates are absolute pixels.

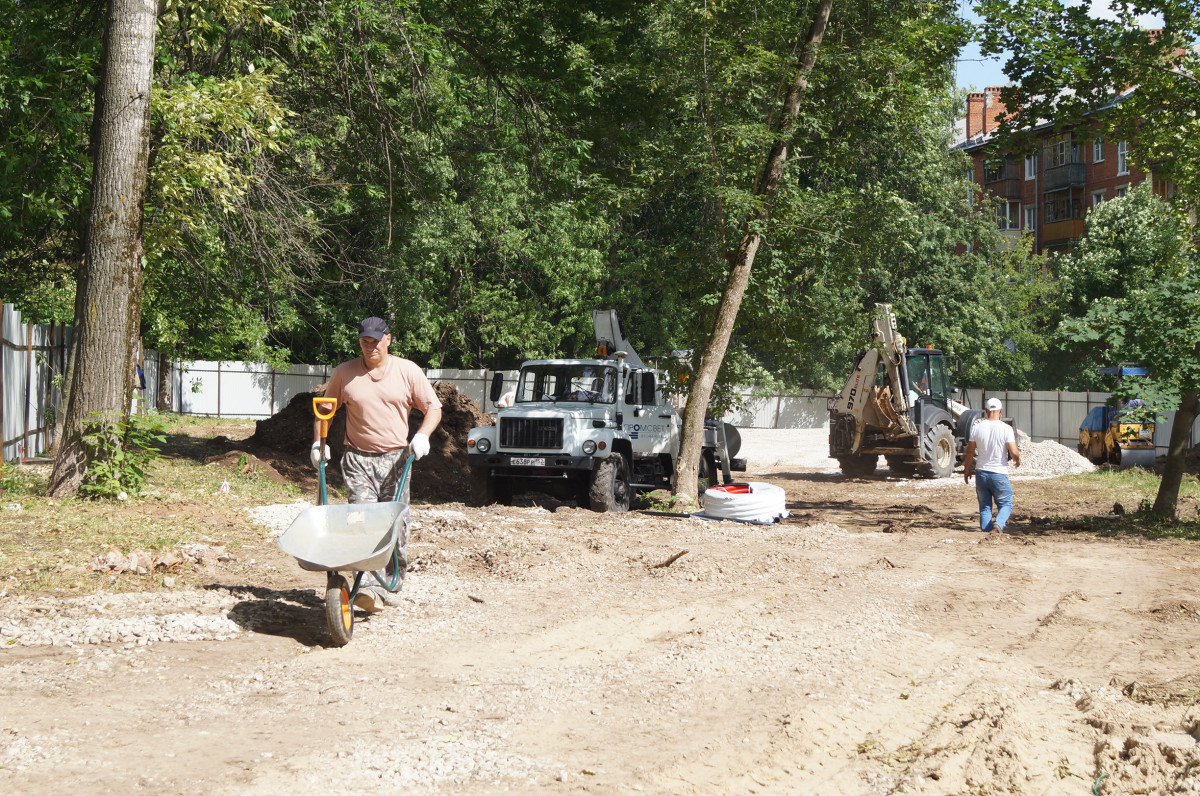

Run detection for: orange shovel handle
[[312, 397, 338, 437]]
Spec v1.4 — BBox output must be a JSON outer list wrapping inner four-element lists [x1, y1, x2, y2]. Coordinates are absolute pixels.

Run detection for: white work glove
[[410, 433, 430, 460], [310, 441, 331, 468]]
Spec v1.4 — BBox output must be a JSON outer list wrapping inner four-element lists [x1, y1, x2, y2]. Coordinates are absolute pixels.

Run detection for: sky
[[955, 40, 1008, 92]]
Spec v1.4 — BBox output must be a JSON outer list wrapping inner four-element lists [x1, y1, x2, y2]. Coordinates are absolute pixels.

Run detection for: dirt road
[[3, 432, 1200, 795]]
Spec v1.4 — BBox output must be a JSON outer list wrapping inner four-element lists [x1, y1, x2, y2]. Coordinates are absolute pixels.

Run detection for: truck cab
[[466, 311, 740, 511]]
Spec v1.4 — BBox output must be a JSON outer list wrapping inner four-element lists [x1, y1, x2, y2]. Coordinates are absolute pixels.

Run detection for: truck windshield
[[515, 364, 617, 404]]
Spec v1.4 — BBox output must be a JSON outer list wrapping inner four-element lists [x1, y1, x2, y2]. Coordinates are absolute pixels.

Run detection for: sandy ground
[[3, 430, 1200, 795]]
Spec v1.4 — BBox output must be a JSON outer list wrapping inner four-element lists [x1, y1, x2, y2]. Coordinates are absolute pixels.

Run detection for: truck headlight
[[475, 438, 491, 453], [582, 440, 597, 455]]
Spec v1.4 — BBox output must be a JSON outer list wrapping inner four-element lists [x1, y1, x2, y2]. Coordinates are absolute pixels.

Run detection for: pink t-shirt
[[325, 355, 441, 453]]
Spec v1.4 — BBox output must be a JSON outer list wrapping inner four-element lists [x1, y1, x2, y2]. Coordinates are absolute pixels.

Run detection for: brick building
[[956, 87, 1151, 255]]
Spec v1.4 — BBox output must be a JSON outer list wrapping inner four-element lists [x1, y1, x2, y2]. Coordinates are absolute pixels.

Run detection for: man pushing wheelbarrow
[[307, 316, 442, 614]]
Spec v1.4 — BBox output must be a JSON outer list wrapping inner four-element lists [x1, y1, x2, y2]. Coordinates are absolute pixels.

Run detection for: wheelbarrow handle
[[393, 453, 415, 502]]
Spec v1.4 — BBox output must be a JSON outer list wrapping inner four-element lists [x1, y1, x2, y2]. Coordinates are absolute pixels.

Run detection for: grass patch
[[1029, 468, 1200, 541], [0, 416, 308, 596]]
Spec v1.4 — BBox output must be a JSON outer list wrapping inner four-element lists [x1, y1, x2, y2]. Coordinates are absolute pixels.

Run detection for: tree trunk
[[673, 0, 834, 502], [48, 0, 157, 497], [1152, 388, 1198, 518], [156, 350, 173, 412]]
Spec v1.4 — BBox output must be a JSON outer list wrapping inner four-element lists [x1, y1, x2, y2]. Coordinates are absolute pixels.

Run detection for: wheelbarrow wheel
[[325, 572, 354, 646]]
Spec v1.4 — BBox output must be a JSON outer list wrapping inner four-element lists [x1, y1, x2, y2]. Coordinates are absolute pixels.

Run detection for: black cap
[[358, 317, 390, 339]]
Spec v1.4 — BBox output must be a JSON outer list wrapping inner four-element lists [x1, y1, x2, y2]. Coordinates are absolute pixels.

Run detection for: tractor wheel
[[838, 455, 878, 477], [956, 409, 984, 443], [885, 455, 919, 476], [589, 455, 631, 513], [920, 424, 956, 478]]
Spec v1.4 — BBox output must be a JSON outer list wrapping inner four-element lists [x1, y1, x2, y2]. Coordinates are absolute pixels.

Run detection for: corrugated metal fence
[[3, 305, 1197, 461], [1, 304, 69, 462], [724, 388, 1199, 454]]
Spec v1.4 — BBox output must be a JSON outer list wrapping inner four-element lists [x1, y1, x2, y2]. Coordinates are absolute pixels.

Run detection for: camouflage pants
[[341, 447, 412, 591]]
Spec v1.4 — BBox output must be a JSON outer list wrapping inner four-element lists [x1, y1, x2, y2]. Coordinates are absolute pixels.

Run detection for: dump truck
[[828, 304, 979, 478], [466, 311, 745, 511], [1078, 363, 1156, 468]]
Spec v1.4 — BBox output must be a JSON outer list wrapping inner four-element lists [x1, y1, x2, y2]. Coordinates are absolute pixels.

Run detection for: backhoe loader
[[828, 304, 979, 478]]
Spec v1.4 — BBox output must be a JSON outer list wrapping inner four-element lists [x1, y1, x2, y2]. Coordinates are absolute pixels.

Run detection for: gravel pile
[[0, 591, 242, 648], [1016, 430, 1096, 476]]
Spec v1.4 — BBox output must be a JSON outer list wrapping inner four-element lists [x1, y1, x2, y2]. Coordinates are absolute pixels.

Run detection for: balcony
[[1042, 218, 1085, 246], [985, 178, 1023, 198], [1043, 163, 1086, 191]]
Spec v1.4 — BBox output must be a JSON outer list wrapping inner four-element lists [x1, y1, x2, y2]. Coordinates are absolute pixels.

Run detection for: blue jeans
[[975, 470, 1013, 532]]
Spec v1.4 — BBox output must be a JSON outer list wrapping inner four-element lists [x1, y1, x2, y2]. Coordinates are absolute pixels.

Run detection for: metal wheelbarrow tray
[[277, 501, 403, 572]]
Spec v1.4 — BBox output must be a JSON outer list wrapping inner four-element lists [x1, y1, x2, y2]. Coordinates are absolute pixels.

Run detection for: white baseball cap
[[985, 398, 1003, 412]]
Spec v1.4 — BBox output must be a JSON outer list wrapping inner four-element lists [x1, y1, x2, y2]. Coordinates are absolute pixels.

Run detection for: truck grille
[[499, 417, 563, 450]]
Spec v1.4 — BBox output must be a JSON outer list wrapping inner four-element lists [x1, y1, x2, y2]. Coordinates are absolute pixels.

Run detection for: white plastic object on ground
[[702, 482, 788, 524]]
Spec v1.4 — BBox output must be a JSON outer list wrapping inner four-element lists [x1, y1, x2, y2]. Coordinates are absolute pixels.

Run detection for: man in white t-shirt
[[311, 316, 443, 611], [963, 398, 1021, 533]]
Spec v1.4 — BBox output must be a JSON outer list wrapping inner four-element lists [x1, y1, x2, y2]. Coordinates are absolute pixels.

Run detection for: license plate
[[511, 457, 545, 467]]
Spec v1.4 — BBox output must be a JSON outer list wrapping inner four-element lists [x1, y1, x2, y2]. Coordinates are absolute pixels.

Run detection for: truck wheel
[[698, 451, 717, 495], [838, 455, 878, 477], [589, 455, 631, 512], [469, 467, 512, 506], [920, 424, 956, 478]]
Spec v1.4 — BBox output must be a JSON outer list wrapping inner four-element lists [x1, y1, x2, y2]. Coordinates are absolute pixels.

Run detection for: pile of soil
[[245, 382, 493, 503]]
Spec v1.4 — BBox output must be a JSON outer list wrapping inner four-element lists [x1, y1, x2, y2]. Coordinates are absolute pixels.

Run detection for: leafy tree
[[1049, 185, 1192, 389], [1057, 186, 1196, 517], [48, 0, 158, 497]]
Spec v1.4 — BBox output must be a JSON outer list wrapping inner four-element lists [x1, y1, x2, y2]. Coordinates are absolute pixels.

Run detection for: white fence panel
[[1, 304, 68, 461], [6, 329, 1200, 460]]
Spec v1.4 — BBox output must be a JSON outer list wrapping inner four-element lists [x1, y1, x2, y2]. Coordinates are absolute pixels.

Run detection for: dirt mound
[[204, 450, 290, 485], [1187, 443, 1200, 468], [245, 382, 491, 503], [410, 382, 493, 503]]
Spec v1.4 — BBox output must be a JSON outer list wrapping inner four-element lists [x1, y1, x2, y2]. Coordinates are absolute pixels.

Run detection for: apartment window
[[1091, 189, 1106, 208], [1093, 137, 1105, 162], [997, 201, 1020, 230], [983, 157, 1011, 183], [1045, 193, 1082, 223], [1044, 133, 1080, 169], [1024, 205, 1036, 232], [1024, 155, 1037, 180], [1116, 184, 1129, 198], [1117, 141, 1130, 175]]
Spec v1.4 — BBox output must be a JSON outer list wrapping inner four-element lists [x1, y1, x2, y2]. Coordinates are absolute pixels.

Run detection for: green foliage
[[0, 462, 46, 498], [79, 410, 168, 500], [1055, 186, 1195, 392], [2, 0, 1026, 400], [0, 0, 101, 322]]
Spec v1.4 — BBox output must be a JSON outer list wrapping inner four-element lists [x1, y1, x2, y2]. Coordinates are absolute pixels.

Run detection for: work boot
[[353, 586, 386, 613]]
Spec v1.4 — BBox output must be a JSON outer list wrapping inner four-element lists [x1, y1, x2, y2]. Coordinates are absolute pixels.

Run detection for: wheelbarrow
[[276, 397, 413, 646]]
